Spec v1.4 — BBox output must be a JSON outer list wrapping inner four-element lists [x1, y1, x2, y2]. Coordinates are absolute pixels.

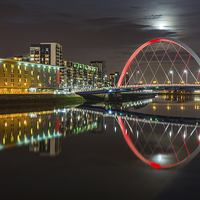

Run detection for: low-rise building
[[0, 58, 60, 94]]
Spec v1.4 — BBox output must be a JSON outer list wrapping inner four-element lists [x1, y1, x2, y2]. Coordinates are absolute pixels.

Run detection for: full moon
[[159, 24, 164, 29]]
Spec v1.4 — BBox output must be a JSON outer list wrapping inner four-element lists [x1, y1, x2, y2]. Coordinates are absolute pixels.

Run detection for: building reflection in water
[[0, 108, 104, 156], [0, 94, 200, 167]]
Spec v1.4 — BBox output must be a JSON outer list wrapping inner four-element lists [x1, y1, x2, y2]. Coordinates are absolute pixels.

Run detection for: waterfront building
[[0, 58, 60, 93], [30, 43, 62, 66], [60, 60, 98, 90], [90, 61, 106, 87], [109, 72, 121, 86], [109, 74, 115, 86]]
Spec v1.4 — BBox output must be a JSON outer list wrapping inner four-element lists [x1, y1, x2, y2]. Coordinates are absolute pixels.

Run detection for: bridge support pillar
[[105, 93, 122, 102]]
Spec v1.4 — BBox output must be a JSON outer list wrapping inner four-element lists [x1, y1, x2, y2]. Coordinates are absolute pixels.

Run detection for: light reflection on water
[[0, 94, 200, 169]]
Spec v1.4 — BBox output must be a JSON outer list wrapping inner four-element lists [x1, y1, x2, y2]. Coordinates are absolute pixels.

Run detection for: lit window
[[31, 71, 34, 75], [25, 66, 27, 70], [37, 75, 40, 80], [48, 68, 50, 73]]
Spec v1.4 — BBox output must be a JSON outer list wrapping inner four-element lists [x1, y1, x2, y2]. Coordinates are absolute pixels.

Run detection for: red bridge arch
[[117, 38, 200, 87]]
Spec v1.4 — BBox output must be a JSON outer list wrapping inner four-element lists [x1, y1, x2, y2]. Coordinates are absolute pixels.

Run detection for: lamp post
[[136, 71, 139, 84], [125, 72, 128, 86], [170, 70, 173, 84], [184, 70, 187, 84]]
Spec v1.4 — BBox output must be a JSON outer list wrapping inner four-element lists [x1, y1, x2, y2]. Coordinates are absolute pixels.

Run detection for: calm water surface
[[1, 94, 200, 199]]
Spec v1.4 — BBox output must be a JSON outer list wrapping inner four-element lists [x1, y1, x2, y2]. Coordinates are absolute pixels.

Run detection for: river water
[[0, 94, 200, 199]]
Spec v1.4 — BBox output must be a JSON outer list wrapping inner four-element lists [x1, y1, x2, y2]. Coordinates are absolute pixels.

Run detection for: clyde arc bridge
[[77, 38, 200, 100]]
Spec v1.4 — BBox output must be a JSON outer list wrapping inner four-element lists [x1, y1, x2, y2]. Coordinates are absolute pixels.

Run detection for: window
[[18, 65, 21, 70], [11, 83, 14, 87], [31, 71, 34, 75], [4, 73, 7, 77], [37, 75, 40, 80], [48, 68, 50, 73], [18, 75, 21, 78], [43, 68, 45, 72], [18, 79, 21, 82], [11, 79, 14, 82], [11, 74, 14, 78], [4, 78, 7, 82]]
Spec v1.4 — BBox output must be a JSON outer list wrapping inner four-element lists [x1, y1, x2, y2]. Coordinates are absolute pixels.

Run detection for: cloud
[[140, 14, 163, 20]]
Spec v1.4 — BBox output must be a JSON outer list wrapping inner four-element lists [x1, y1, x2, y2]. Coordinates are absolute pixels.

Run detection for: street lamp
[[170, 70, 173, 84], [136, 71, 139, 84], [125, 72, 128, 86], [184, 70, 187, 84]]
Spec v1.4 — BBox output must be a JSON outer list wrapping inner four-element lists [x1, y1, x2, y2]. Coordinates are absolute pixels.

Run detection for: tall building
[[30, 43, 62, 66], [90, 60, 106, 87], [60, 60, 98, 90]]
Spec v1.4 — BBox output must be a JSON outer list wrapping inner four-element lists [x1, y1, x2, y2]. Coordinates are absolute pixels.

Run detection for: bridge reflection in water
[[0, 95, 200, 169]]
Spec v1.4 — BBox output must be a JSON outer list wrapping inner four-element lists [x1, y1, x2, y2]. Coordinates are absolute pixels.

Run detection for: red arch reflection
[[117, 116, 199, 169]]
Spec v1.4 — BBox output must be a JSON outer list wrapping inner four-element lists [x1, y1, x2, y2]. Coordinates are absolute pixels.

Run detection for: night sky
[[1, 0, 200, 74]]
